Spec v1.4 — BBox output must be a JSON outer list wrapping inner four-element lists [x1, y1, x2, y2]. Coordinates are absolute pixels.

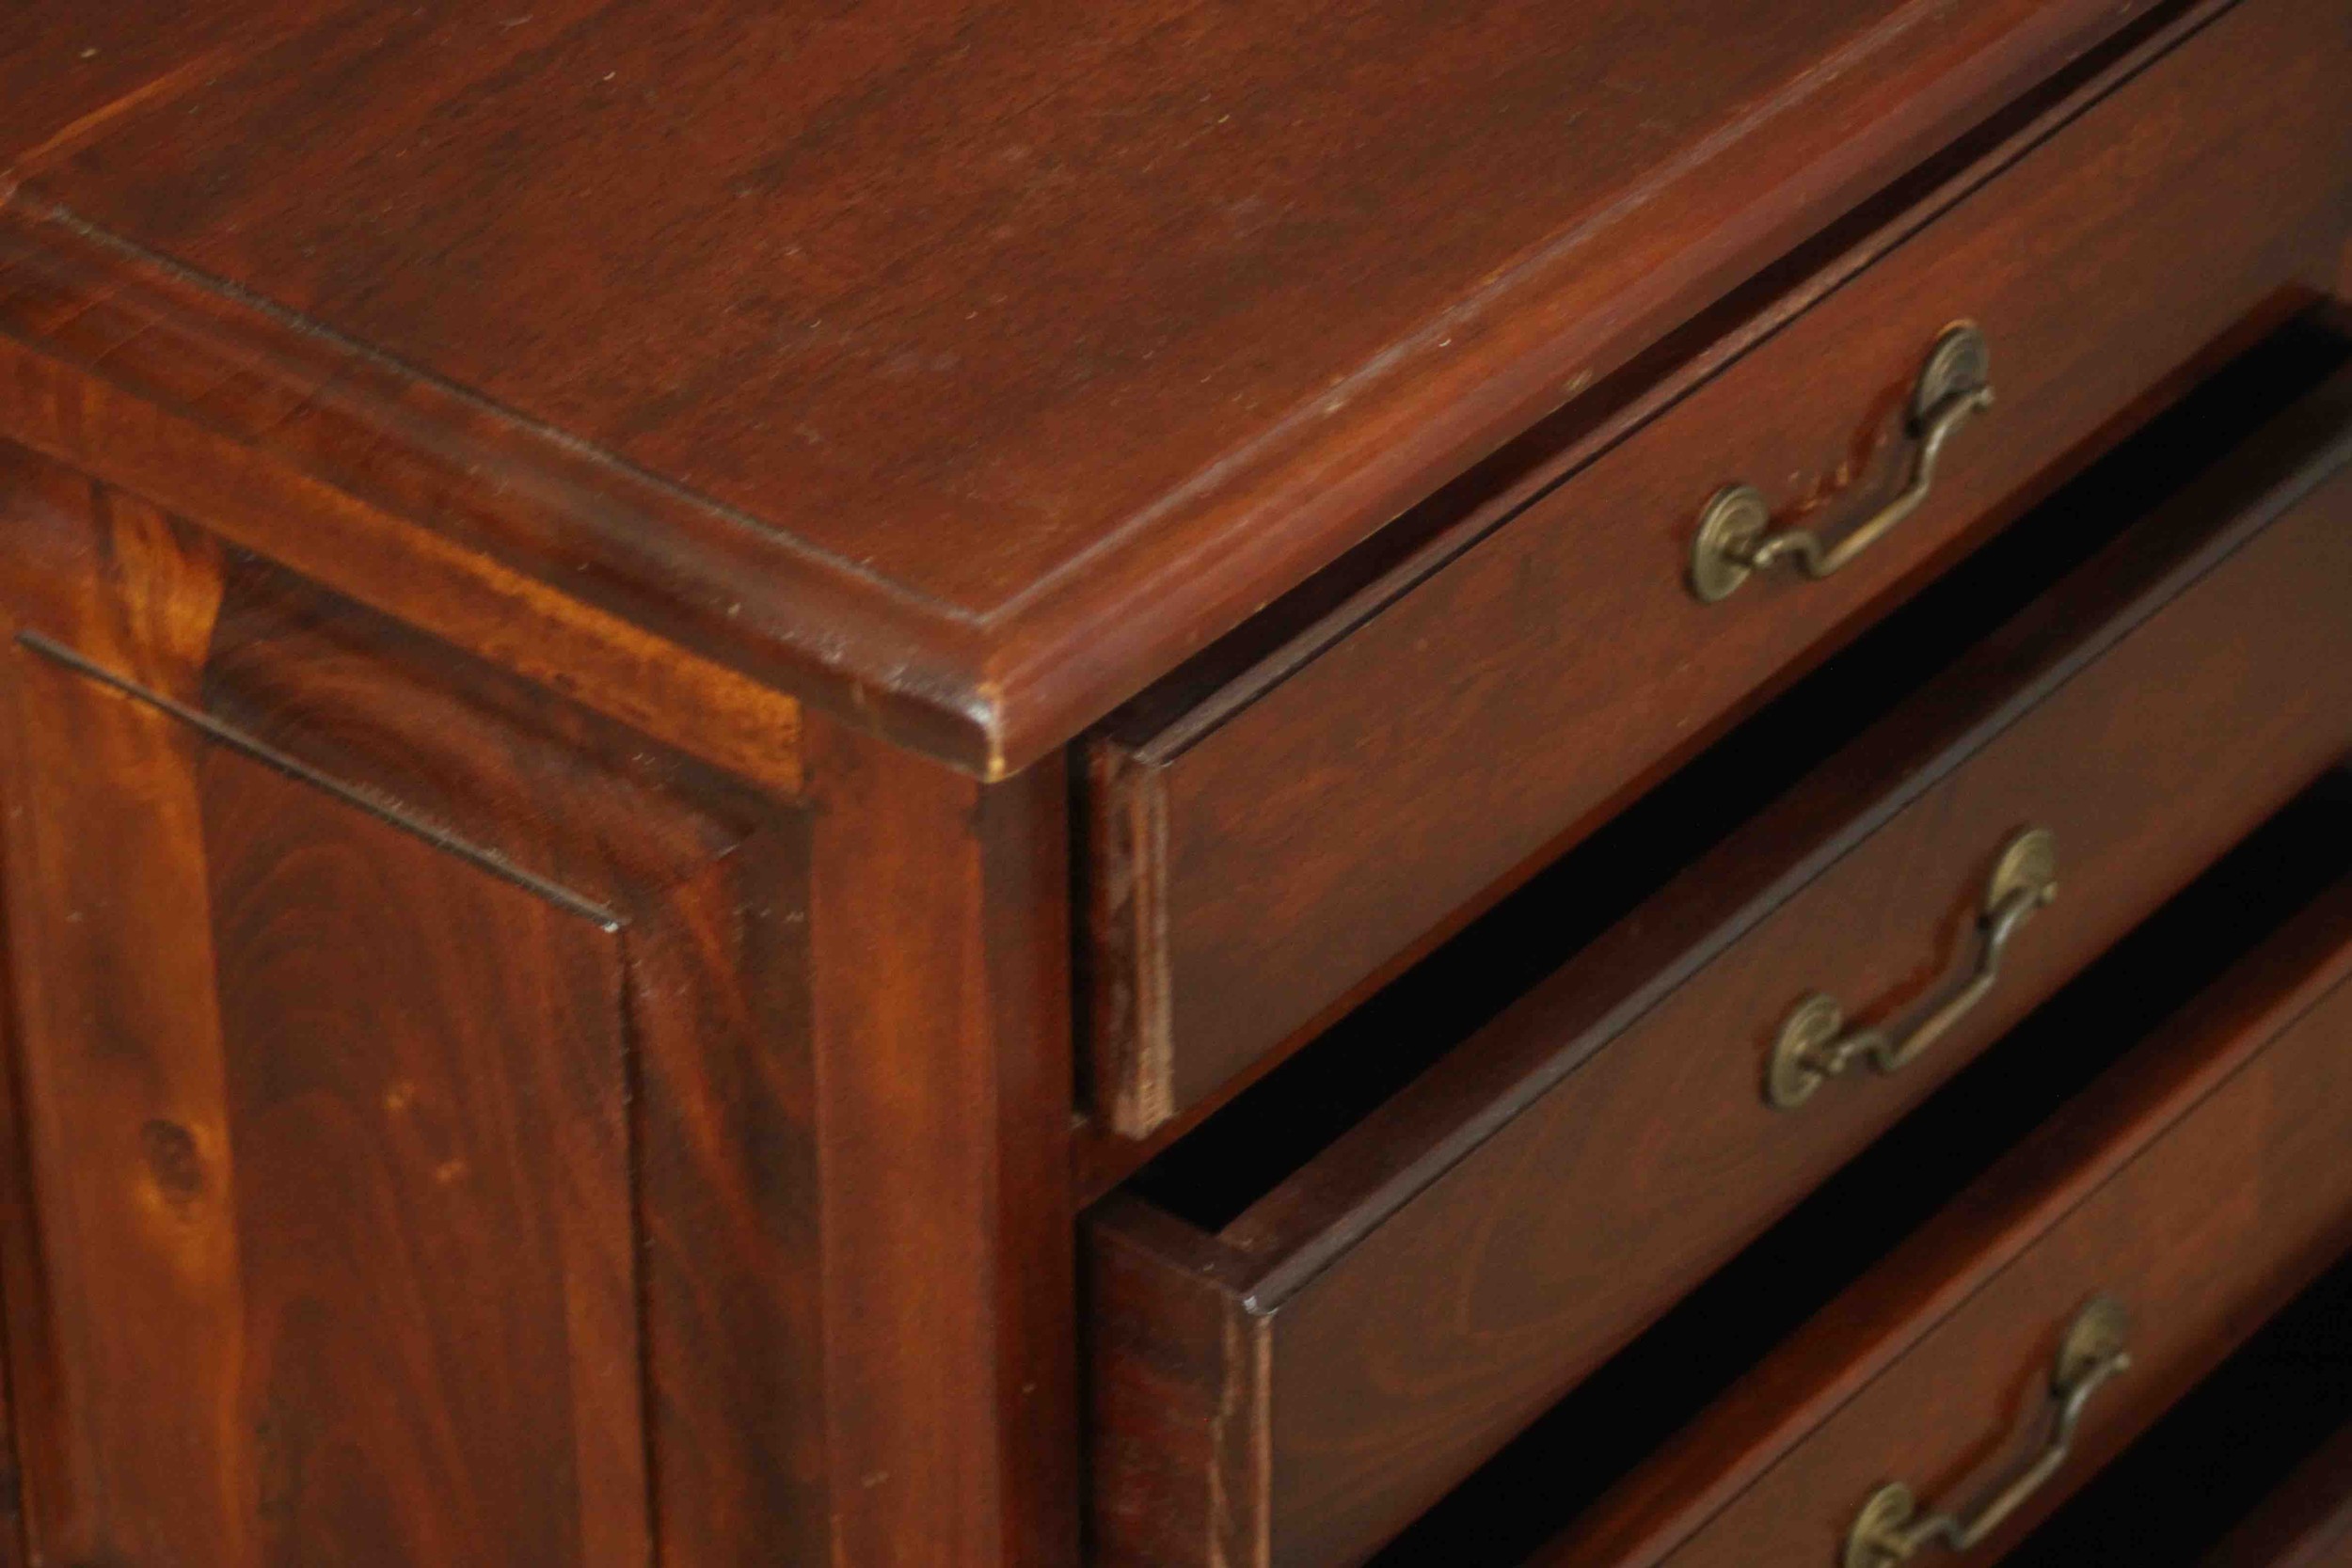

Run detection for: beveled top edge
[[0, 0, 2159, 774]]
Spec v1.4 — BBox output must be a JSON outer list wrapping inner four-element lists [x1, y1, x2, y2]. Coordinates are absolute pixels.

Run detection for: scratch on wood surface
[[1, 51, 229, 198]]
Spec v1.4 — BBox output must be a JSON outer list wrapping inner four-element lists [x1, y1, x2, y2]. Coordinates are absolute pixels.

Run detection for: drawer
[[1540, 852, 2352, 1568], [1087, 341, 2352, 1568], [1082, 0, 2352, 1138], [2010, 1249, 2352, 1568]]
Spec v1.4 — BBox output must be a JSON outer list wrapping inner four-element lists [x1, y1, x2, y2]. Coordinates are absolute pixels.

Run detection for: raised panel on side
[[0, 438, 829, 1566], [0, 603, 649, 1568]]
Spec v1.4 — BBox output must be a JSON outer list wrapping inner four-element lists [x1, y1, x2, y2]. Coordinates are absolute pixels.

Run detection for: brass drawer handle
[[1844, 1297, 2132, 1567], [1765, 827, 2057, 1111], [1691, 324, 1995, 603]]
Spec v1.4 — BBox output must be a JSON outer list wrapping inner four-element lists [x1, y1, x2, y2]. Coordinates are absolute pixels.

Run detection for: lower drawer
[[1544, 851, 2352, 1567], [1088, 329, 2352, 1568], [2012, 1249, 2352, 1567]]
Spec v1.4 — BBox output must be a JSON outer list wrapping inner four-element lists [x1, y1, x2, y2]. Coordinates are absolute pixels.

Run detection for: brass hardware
[[1844, 1297, 2132, 1567], [1765, 827, 2057, 1111], [1690, 324, 1995, 603]]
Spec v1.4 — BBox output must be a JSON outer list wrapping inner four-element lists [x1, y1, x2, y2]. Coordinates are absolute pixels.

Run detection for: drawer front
[[1089, 354, 2352, 1568], [1085, 0, 2352, 1137], [1549, 875, 2352, 1568]]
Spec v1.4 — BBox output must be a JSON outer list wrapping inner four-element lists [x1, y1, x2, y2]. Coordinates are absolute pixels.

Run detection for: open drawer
[[1538, 829, 2352, 1566], [1087, 331, 2352, 1568], [1081, 0, 2352, 1139], [2006, 1246, 2352, 1567]]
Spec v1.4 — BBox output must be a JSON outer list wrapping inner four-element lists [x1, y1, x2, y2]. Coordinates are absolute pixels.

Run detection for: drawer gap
[[1361, 770, 2352, 1566], [1126, 318, 2352, 1237], [2008, 1243, 2352, 1565]]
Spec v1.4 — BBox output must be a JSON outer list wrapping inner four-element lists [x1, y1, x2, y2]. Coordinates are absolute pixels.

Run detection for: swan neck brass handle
[[1691, 324, 1994, 603], [1844, 1297, 2133, 1567], [1766, 827, 2056, 1111]]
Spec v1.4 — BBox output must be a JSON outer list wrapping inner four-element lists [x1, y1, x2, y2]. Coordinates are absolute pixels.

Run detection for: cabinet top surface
[[0, 0, 2145, 771]]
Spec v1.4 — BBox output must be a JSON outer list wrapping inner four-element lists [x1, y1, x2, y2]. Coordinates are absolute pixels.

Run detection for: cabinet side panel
[[0, 642, 653, 1568], [0, 442, 833, 1568]]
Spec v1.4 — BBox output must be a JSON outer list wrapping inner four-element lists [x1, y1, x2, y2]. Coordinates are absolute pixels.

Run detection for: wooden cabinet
[[1089, 342, 2352, 1568], [1085, 0, 2352, 1133], [0, 436, 1079, 1565], [0, 446, 831, 1565], [0, 0, 2345, 1563], [1551, 866, 2352, 1566]]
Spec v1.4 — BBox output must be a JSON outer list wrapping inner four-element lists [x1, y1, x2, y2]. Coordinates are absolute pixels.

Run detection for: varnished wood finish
[[0, 3, 2344, 1562], [1088, 357, 2352, 1567], [0, 0, 2207, 771], [0, 448, 1077, 1567], [0, 970, 20, 1568], [1085, 0, 2352, 1137], [803, 714, 1080, 1568], [0, 446, 811, 1564], [1541, 873, 2352, 1568], [0, 217, 810, 798]]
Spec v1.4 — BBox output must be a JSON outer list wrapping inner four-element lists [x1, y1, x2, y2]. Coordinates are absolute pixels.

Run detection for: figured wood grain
[[0, 233, 807, 796], [0, 0, 2203, 769], [1087, 1205, 1271, 1568], [804, 711, 1080, 1568], [1086, 0, 2352, 1136], [0, 445, 851, 1566], [0, 599, 648, 1568], [1542, 875, 2352, 1568], [1087, 356, 2352, 1566], [0, 897, 23, 1568]]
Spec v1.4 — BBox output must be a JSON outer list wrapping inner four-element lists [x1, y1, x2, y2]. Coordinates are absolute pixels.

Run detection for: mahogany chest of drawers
[[0, 1, 2347, 1564]]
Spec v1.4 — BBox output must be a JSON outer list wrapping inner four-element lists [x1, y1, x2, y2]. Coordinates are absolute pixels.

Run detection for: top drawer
[[1082, 0, 2352, 1137]]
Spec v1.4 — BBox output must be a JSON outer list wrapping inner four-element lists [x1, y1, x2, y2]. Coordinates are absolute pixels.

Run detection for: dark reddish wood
[[1087, 1204, 1271, 1568], [1085, 0, 2352, 1138], [0, 446, 1080, 1566], [2205, 1419, 2352, 1568], [0, 226, 810, 797], [0, 956, 20, 1568], [0, 0, 2212, 772], [803, 710, 1080, 1568], [0, 490, 655, 1566], [1539, 873, 2352, 1568], [1087, 358, 2352, 1567], [0, 4, 2339, 1564]]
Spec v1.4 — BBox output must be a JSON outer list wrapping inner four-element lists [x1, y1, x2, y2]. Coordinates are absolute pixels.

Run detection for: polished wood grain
[[1088, 355, 2352, 1567], [1541, 873, 2352, 1568], [0, 0, 2200, 770], [2206, 1419, 2352, 1568], [0, 1014, 20, 1568], [0, 502, 654, 1566], [0, 4, 2339, 1562], [1085, 0, 2352, 1137], [185, 543, 828, 1568], [0, 445, 1082, 1566], [0, 218, 809, 796], [803, 712, 1080, 1568]]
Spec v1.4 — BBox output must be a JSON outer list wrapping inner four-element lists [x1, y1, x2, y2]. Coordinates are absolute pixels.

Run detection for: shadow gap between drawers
[[2006, 1243, 2352, 1565], [1363, 769, 2352, 1568], [1124, 317, 2352, 1238]]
